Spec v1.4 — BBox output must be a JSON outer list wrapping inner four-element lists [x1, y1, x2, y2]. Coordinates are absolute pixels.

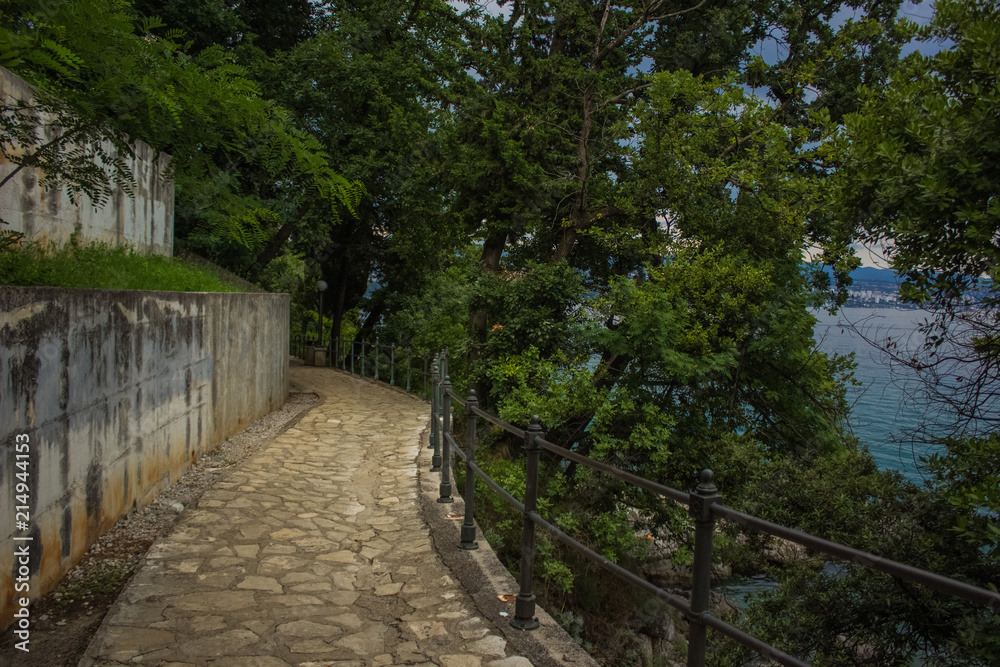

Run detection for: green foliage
[[0, 0, 361, 262], [551, 608, 587, 646], [0, 240, 245, 292], [447, 4, 929, 659], [839, 0, 1000, 311], [466, 431, 649, 612], [922, 434, 1000, 553], [381, 256, 477, 359], [487, 247, 853, 501], [706, 439, 999, 665], [487, 348, 602, 434], [715, 559, 999, 666], [823, 12, 1000, 661], [51, 561, 129, 608], [133, 0, 317, 55], [6, 0, 994, 661], [0, 0, 84, 76], [131, 0, 246, 53], [243, 1, 467, 346], [477, 261, 590, 360]]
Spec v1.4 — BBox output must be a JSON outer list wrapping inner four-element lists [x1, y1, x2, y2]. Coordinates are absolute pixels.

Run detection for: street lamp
[[316, 279, 328, 348]]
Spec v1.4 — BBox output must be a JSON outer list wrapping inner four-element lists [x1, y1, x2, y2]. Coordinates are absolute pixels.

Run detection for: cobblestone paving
[[81, 368, 534, 667]]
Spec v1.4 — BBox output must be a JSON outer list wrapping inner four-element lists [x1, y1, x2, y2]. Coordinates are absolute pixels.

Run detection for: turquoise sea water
[[812, 307, 938, 484]]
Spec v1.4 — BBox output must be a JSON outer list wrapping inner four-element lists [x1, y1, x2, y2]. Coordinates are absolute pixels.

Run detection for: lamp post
[[316, 279, 328, 349]]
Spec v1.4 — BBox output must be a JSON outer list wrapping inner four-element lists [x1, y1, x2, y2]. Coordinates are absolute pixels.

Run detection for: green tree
[[1, 0, 360, 262], [839, 0, 1000, 311], [132, 0, 319, 54], [445, 0, 906, 404], [1, 0, 134, 241], [253, 0, 467, 347], [130, 0, 245, 52], [428, 2, 1000, 662], [836, 0, 1000, 557]]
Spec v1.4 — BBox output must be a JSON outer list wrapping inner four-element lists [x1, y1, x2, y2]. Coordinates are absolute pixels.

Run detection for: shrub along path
[[80, 366, 536, 667]]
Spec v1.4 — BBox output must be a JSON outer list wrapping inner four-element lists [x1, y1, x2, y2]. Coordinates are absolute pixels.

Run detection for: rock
[[764, 536, 809, 563], [485, 658, 534, 667]]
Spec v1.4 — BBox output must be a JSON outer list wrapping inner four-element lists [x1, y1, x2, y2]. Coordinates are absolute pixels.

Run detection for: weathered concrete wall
[[0, 287, 289, 629], [0, 66, 174, 255]]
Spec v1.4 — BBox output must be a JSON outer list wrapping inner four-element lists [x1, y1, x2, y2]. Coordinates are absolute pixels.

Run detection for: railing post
[[430, 357, 442, 471], [438, 375, 454, 503], [361, 340, 367, 377], [425, 355, 433, 446], [375, 338, 380, 381], [687, 469, 721, 667], [511, 415, 542, 631], [351, 341, 355, 375], [460, 389, 479, 550], [390, 345, 395, 386]]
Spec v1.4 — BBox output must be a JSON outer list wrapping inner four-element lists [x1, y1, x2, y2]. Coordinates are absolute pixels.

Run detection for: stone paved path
[[81, 367, 534, 667]]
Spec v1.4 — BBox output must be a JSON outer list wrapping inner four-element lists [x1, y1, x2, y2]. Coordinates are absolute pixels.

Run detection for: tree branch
[[593, 0, 613, 63], [0, 123, 86, 192], [594, 0, 707, 67], [648, 0, 708, 23], [598, 83, 653, 110]]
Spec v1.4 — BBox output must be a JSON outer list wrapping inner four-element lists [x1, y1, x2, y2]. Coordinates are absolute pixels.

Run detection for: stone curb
[[416, 428, 598, 667]]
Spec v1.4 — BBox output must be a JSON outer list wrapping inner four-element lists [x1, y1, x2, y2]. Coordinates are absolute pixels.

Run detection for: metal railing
[[289, 334, 433, 399], [424, 350, 1000, 667]]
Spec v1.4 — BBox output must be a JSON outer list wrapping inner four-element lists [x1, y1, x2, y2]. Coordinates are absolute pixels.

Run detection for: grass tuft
[[0, 241, 246, 292]]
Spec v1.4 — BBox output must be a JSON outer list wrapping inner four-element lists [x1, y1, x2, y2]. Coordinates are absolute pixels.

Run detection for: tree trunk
[[469, 230, 508, 407], [550, 85, 595, 265], [328, 272, 347, 362], [551, 350, 633, 482], [355, 299, 385, 344]]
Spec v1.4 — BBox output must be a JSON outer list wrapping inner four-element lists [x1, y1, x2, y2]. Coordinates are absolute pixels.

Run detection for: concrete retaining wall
[[0, 287, 289, 629], [0, 66, 174, 255]]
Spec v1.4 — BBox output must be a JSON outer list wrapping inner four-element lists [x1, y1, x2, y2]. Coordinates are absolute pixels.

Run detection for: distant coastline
[[816, 264, 992, 308], [814, 264, 917, 309], [843, 280, 919, 309]]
